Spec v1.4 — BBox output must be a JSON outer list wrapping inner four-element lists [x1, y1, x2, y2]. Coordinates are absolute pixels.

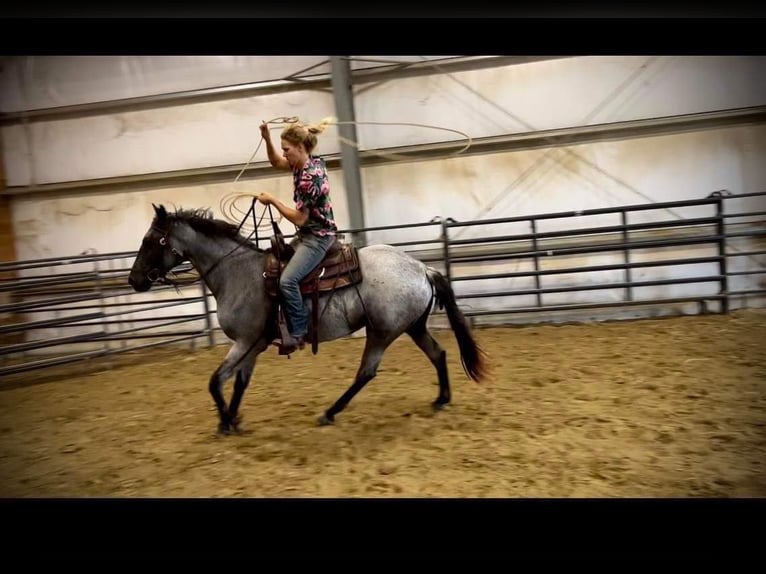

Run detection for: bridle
[[146, 224, 185, 284], [153, 226, 184, 257], [145, 202, 272, 286]]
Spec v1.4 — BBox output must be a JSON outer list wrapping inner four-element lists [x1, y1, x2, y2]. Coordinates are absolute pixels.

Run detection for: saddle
[[263, 223, 363, 355]]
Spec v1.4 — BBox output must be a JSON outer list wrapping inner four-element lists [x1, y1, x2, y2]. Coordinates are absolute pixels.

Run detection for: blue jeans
[[279, 231, 335, 338]]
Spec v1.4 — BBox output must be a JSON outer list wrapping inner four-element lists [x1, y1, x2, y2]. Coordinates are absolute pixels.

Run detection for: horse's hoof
[[230, 416, 244, 434], [432, 400, 450, 411], [317, 413, 334, 426], [217, 423, 231, 436]]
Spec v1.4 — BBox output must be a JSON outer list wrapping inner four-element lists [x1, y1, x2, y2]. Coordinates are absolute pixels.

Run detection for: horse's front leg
[[209, 370, 232, 435], [227, 340, 268, 434], [209, 341, 260, 435]]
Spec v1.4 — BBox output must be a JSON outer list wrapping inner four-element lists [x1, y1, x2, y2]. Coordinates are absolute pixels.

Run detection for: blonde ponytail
[[306, 116, 337, 135], [281, 116, 336, 153]]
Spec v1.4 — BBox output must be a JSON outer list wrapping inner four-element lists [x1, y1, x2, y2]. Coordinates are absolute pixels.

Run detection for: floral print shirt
[[292, 155, 337, 237]]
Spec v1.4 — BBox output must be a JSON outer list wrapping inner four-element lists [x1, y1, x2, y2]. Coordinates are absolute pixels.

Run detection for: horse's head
[[128, 204, 187, 292]]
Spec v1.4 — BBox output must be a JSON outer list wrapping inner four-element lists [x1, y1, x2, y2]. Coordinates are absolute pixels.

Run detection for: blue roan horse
[[128, 204, 487, 434]]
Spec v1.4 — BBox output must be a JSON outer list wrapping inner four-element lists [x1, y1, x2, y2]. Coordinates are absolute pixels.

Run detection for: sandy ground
[[1, 309, 764, 498]]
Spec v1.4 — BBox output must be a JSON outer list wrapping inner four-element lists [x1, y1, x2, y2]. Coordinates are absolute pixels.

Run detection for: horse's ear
[[152, 203, 168, 223]]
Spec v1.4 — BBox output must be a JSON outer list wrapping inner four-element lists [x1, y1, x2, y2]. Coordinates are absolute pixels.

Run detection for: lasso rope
[[333, 120, 472, 162], [219, 115, 472, 232], [219, 116, 296, 235]]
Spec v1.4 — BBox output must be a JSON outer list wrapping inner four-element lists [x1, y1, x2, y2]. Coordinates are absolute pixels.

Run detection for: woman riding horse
[[256, 118, 338, 355]]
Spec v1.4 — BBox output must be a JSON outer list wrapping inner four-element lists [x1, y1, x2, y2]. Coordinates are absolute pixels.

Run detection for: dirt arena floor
[[1, 309, 764, 498]]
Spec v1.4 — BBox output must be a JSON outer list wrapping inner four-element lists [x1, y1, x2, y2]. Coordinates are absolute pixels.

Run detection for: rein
[[153, 201, 275, 286]]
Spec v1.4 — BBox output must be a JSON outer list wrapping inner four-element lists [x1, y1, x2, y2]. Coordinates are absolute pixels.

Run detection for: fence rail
[[1, 192, 764, 377]]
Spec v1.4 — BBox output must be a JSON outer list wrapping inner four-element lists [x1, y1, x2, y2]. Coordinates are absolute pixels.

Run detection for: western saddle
[[263, 223, 362, 355]]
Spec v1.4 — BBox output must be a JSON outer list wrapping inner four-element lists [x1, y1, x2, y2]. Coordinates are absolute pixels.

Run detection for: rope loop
[[220, 116, 473, 236]]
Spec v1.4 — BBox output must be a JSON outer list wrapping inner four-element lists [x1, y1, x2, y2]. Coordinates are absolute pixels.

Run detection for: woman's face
[[281, 139, 307, 169]]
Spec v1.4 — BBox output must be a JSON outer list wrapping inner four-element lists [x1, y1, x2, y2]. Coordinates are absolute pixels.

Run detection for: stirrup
[[277, 335, 305, 356]]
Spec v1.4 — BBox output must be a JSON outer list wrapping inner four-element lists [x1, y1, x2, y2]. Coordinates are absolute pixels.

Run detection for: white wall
[[360, 124, 766, 233], [9, 174, 351, 259], [0, 55, 454, 112], [3, 56, 764, 187], [10, 124, 763, 260], [2, 55, 765, 326]]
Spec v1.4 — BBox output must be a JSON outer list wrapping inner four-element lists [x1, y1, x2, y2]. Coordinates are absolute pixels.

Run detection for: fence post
[[620, 210, 633, 303], [530, 218, 542, 309], [441, 219, 452, 284], [89, 250, 110, 352], [716, 197, 729, 314]]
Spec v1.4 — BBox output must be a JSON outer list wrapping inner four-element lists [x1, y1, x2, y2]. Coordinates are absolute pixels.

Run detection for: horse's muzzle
[[128, 273, 152, 292]]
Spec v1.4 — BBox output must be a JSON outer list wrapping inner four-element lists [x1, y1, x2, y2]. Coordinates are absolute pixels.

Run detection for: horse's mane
[[168, 207, 265, 252]]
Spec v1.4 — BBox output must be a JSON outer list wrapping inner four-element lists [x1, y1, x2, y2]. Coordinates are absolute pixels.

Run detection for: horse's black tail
[[427, 268, 488, 383]]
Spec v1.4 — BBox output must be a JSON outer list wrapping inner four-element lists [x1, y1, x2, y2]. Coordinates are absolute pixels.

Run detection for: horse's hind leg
[[407, 321, 451, 410], [318, 334, 391, 426]]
